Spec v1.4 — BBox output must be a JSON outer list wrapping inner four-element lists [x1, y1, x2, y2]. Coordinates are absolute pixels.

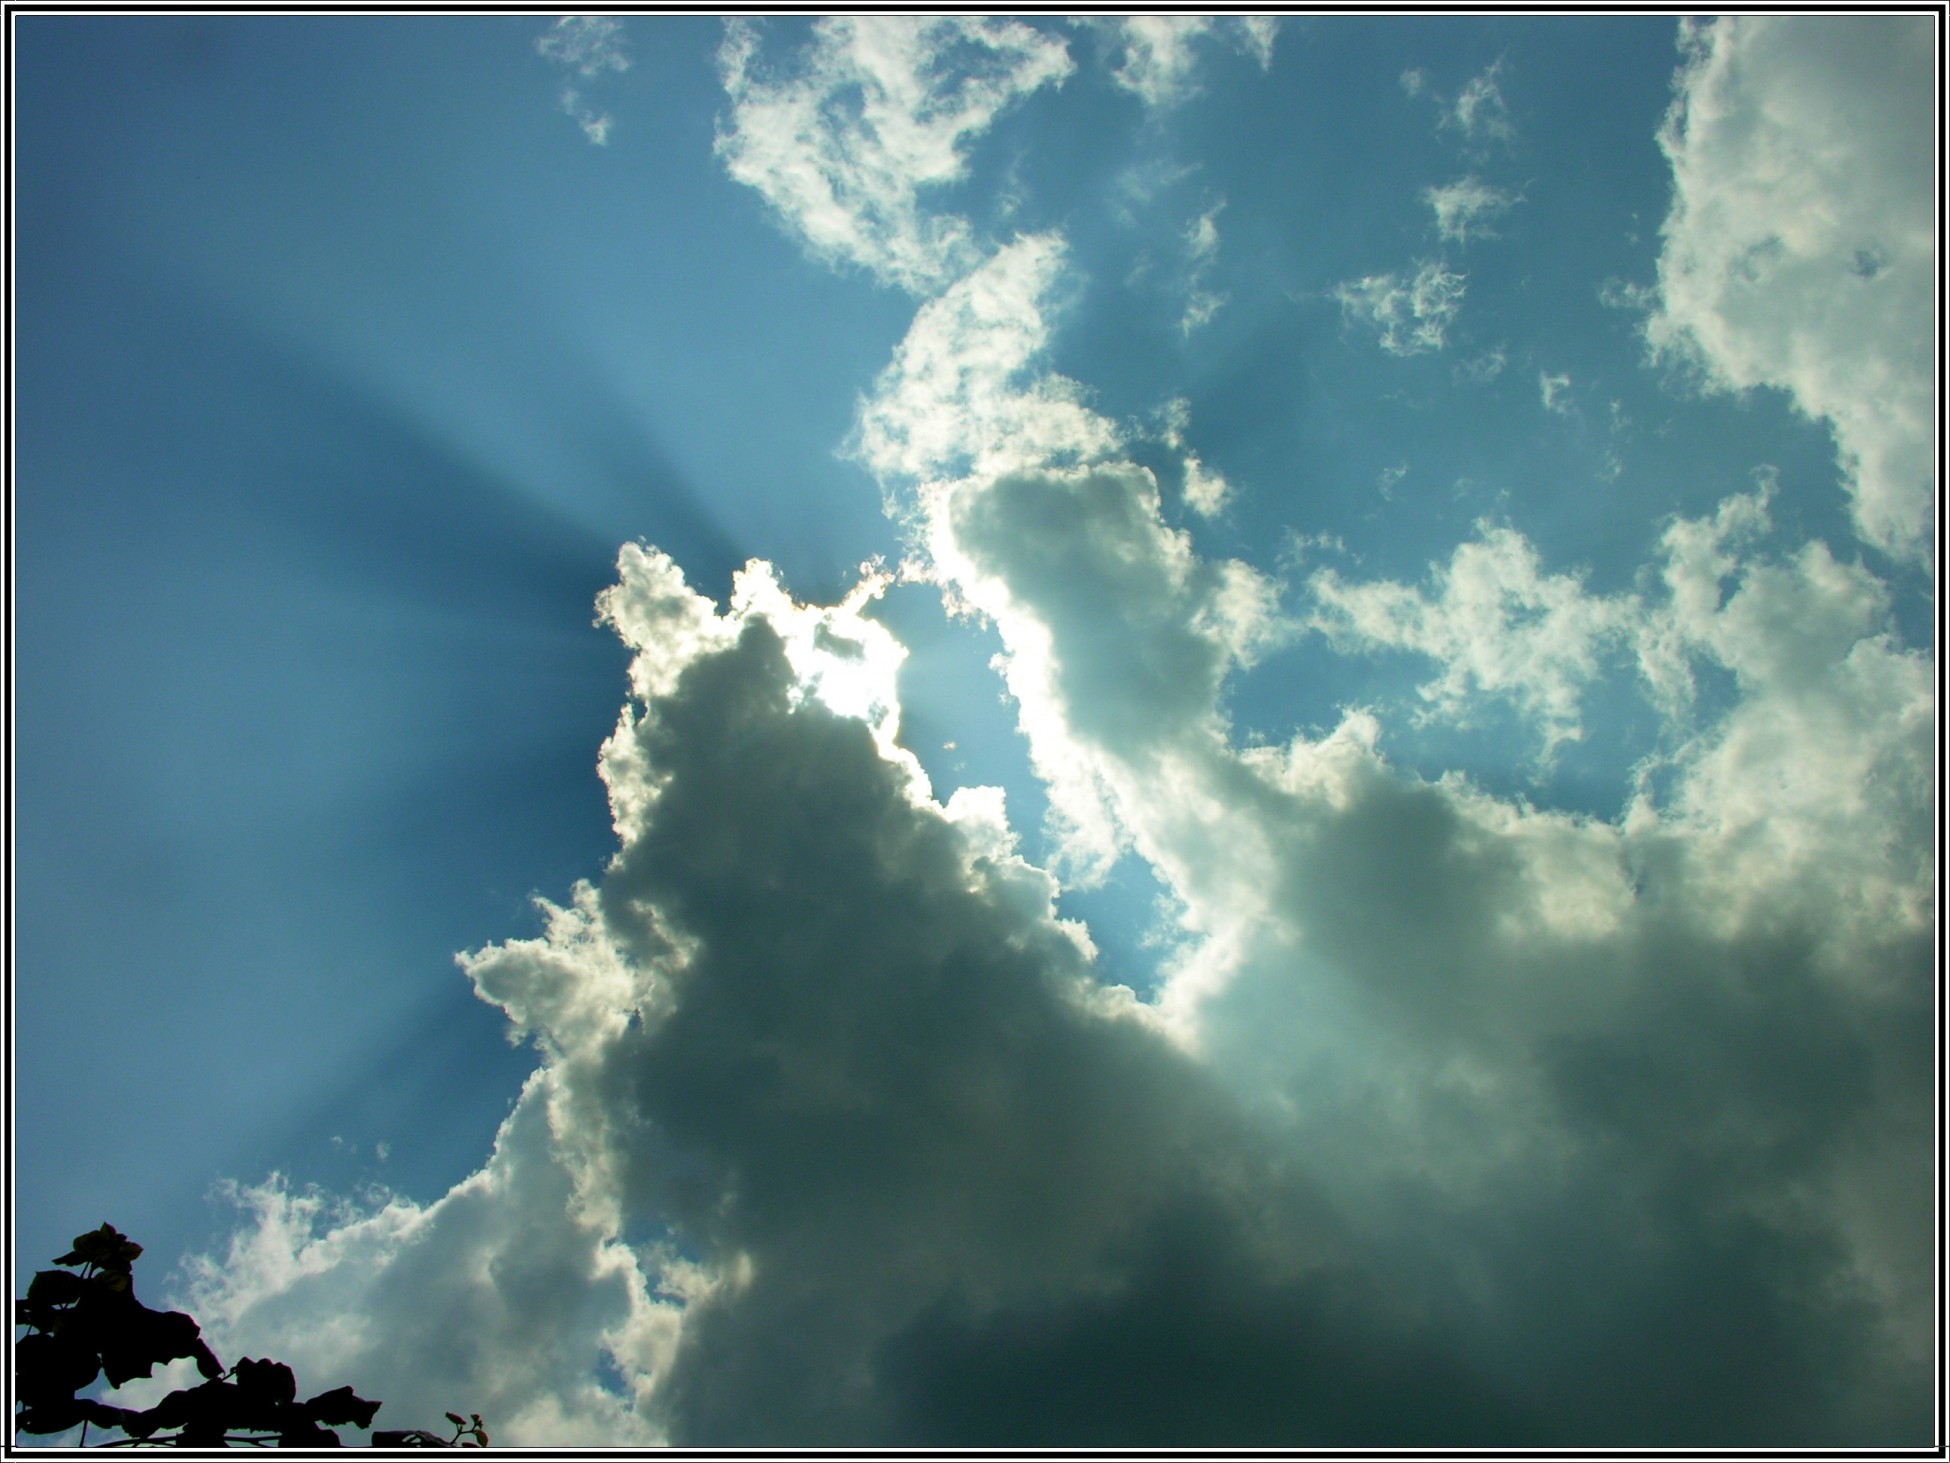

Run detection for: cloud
[[1179, 198, 1228, 334], [176, 545, 1546, 1446], [1154, 398, 1233, 515], [715, 16, 1073, 293], [1332, 260, 1467, 355], [851, 234, 1122, 487], [848, 218, 1929, 1442], [1538, 369, 1572, 414], [185, 481, 1920, 1445], [1461, 343, 1508, 382], [1444, 57, 1515, 143], [875, 418, 1933, 1452], [1105, 16, 1278, 111], [536, 16, 631, 146], [1425, 176, 1517, 243], [176, 18, 1934, 1449], [1306, 523, 1632, 757], [1643, 15, 1935, 559]]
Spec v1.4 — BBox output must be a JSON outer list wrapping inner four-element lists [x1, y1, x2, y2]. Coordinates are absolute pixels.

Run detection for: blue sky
[[12, 13, 1938, 1447]]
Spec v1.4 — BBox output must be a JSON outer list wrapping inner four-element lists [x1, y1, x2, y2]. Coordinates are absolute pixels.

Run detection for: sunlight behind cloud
[[25, 13, 1929, 1450]]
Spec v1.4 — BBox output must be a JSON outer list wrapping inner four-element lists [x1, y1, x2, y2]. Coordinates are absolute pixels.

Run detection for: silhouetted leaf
[[100, 1304, 210, 1386], [301, 1385, 383, 1430], [234, 1356, 298, 1407], [55, 1223, 142, 1270], [13, 1398, 85, 1435], [373, 1427, 450, 1446], [132, 1377, 244, 1444], [14, 1331, 100, 1403], [26, 1268, 86, 1307], [78, 1398, 142, 1434], [15, 1297, 58, 1331], [191, 1338, 226, 1379]]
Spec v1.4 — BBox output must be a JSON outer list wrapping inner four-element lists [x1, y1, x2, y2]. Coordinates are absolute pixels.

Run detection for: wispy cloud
[[1178, 198, 1228, 334], [1444, 57, 1514, 143], [1105, 16, 1278, 111], [1331, 260, 1467, 355], [1538, 369, 1572, 414], [1425, 176, 1517, 243], [536, 16, 631, 145]]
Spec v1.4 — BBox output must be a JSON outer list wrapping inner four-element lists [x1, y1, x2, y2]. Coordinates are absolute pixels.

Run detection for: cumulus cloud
[[1426, 176, 1517, 243], [178, 545, 1543, 1446], [178, 17, 1934, 1449], [1332, 260, 1467, 355], [843, 204, 1930, 1437], [1105, 16, 1278, 111], [536, 16, 631, 146], [1644, 14, 1935, 559], [715, 16, 1073, 293], [877, 383, 1932, 1448]]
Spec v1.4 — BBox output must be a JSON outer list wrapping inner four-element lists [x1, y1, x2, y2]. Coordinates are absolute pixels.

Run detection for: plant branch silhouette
[[14, 1223, 485, 1447]]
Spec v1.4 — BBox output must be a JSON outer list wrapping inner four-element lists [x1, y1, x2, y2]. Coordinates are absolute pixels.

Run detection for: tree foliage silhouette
[[14, 1223, 485, 1447]]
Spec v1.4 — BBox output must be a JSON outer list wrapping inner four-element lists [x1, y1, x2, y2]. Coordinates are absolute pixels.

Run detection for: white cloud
[[1179, 198, 1228, 334], [1307, 525, 1633, 757], [851, 234, 1122, 486], [1332, 260, 1466, 355], [1444, 58, 1514, 143], [536, 17, 631, 146], [1538, 369, 1572, 414], [1623, 486, 1935, 948], [183, 1092, 670, 1447], [1105, 16, 1278, 111], [715, 16, 1073, 293], [1425, 176, 1516, 243], [1644, 15, 1935, 559], [1460, 343, 1507, 382], [1181, 454, 1231, 516]]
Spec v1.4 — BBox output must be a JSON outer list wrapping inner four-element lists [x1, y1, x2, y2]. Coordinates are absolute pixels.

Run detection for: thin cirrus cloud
[[1425, 176, 1517, 244], [535, 15, 631, 146], [1177, 198, 1230, 336], [1331, 260, 1468, 355], [1104, 15, 1278, 111], [1444, 57, 1516, 144], [177, 16, 1933, 1447]]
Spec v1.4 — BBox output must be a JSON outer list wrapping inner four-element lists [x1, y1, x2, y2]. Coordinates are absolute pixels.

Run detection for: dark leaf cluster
[[13, 1223, 481, 1448]]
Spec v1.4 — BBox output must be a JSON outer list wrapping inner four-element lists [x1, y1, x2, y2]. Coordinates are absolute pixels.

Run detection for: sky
[[10, 11, 1940, 1448]]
